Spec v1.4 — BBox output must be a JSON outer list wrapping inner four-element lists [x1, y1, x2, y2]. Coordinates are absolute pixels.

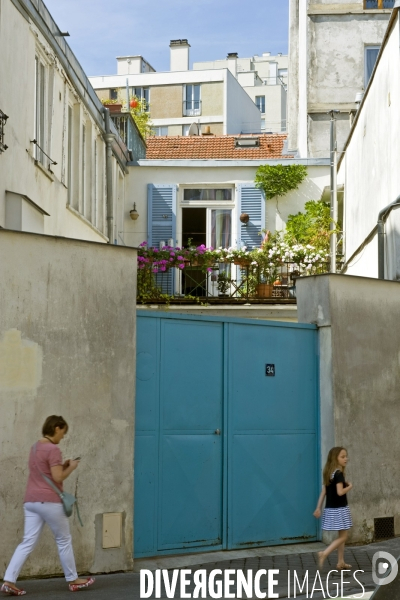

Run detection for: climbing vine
[[255, 164, 307, 198]]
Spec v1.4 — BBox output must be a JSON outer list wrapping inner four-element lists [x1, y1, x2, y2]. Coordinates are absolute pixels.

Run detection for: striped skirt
[[321, 506, 353, 531]]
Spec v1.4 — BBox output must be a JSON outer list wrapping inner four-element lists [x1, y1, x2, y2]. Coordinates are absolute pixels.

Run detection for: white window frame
[[34, 54, 47, 165], [255, 95, 266, 114], [176, 185, 235, 295], [364, 45, 380, 87], [183, 84, 201, 116], [154, 126, 168, 136]]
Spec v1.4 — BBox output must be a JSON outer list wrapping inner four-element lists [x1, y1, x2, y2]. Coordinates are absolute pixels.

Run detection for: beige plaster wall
[[0, 230, 137, 576], [149, 85, 183, 119], [297, 273, 400, 543], [200, 82, 224, 116]]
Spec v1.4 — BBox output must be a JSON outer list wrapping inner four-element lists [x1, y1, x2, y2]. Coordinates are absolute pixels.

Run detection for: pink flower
[[178, 263, 185, 269]]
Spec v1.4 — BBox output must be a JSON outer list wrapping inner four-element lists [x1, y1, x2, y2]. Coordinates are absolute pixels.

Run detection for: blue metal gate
[[134, 313, 319, 557]]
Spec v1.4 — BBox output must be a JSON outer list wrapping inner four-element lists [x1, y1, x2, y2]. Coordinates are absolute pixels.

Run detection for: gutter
[[102, 107, 115, 244]]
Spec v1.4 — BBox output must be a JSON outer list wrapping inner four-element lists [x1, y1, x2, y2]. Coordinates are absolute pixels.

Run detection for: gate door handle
[[214, 429, 221, 435]]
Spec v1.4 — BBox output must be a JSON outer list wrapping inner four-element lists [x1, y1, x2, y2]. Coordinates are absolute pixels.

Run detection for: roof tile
[[145, 134, 293, 160]]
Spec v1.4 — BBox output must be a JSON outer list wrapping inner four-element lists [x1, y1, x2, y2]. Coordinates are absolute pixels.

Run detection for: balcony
[[183, 100, 202, 117], [364, 0, 395, 8], [109, 113, 146, 162], [138, 260, 334, 305]]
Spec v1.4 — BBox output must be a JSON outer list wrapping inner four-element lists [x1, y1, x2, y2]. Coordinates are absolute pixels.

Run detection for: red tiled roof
[[145, 134, 293, 160]]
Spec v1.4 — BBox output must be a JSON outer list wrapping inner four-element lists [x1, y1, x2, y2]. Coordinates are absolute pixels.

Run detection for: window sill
[[34, 159, 55, 182], [66, 205, 109, 242]]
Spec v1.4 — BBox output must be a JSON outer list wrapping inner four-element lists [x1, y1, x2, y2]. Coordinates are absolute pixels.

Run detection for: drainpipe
[[102, 106, 116, 244], [328, 110, 340, 272], [377, 195, 400, 279]]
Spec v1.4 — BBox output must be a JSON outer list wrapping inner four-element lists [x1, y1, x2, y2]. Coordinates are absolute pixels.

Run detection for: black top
[[325, 470, 348, 509]]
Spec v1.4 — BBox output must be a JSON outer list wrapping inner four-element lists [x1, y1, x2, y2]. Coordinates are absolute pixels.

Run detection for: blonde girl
[[313, 446, 353, 570]]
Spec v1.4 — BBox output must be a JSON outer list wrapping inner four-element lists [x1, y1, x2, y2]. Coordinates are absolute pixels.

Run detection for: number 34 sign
[[265, 364, 275, 377]]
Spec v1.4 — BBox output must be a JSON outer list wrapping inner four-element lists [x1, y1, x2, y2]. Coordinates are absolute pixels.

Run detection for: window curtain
[[211, 210, 231, 249]]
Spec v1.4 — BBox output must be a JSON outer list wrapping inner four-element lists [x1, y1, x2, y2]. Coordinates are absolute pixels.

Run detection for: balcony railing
[[110, 113, 146, 162], [137, 261, 334, 305], [364, 0, 395, 8], [183, 100, 202, 117]]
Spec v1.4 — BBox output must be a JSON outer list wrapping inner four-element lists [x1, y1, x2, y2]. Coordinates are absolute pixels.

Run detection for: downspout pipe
[[102, 106, 116, 244], [377, 195, 400, 279]]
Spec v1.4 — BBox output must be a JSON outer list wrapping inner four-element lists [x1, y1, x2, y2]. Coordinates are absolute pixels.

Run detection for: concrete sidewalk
[[13, 537, 400, 599]]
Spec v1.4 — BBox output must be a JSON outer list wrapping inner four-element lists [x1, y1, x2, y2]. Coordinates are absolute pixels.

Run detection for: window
[[183, 124, 190, 136], [34, 56, 46, 164], [183, 189, 232, 201], [67, 106, 73, 205], [364, 0, 394, 7], [183, 84, 201, 116], [110, 88, 118, 100], [365, 46, 380, 86], [154, 126, 168, 136], [255, 96, 265, 113], [133, 87, 150, 110], [81, 124, 86, 213], [261, 118, 266, 131]]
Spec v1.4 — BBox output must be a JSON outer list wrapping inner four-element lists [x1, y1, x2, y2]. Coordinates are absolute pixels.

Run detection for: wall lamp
[[130, 202, 139, 220]]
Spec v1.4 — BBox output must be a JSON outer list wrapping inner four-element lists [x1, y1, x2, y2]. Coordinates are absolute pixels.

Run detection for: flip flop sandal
[[0, 584, 27, 596], [68, 577, 95, 592], [337, 563, 352, 570]]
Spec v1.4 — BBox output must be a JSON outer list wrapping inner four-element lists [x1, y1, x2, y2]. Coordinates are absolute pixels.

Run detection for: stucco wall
[[0, 230, 137, 576], [288, 0, 391, 157], [338, 12, 400, 279], [121, 163, 329, 248], [225, 71, 261, 134], [297, 273, 400, 543], [149, 85, 183, 119], [201, 82, 224, 117]]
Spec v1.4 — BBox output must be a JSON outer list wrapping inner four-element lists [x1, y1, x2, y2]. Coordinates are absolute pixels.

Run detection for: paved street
[[13, 537, 400, 599]]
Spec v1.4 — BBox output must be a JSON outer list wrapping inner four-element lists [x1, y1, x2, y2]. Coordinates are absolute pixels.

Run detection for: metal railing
[[364, 0, 395, 8], [137, 261, 333, 304], [183, 100, 202, 117], [0, 109, 8, 154], [110, 113, 146, 162]]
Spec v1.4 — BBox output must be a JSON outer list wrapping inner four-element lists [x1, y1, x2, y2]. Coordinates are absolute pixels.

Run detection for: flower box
[[233, 258, 252, 267], [106, 103, 123, 113]]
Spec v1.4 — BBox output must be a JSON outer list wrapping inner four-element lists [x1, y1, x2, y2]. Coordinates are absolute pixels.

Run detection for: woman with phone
[[1, 415, 94, 595]]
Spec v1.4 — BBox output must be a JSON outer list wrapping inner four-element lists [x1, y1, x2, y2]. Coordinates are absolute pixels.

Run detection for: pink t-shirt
[[24, 442, 63, 503]]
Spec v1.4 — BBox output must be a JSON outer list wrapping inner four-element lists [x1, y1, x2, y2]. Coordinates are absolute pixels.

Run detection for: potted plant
[[102, 99, 123, 113]]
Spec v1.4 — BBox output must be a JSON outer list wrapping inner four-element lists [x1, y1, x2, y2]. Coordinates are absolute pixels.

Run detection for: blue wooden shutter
[[147, 184, 177, 294], [236, 184, 265, 249]]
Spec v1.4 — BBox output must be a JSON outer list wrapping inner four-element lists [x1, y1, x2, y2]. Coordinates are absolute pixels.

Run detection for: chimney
[[170, 39, 190, 71], [227, 52, 238, 78]]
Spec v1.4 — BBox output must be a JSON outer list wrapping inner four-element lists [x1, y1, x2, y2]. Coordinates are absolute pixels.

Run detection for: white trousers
[[4, 502, 78, 583]]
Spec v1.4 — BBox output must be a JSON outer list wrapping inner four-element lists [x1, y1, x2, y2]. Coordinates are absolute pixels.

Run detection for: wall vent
[[374, 517, 395, 540]]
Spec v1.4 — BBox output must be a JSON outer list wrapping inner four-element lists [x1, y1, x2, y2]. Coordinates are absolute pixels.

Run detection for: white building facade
[[89, 40, 262, 137], [0, 0, 142, 245], [193, 52, 288, 134], [338, 5, 400, 280]]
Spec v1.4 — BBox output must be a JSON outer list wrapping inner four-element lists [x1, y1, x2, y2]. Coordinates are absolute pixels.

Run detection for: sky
[[43, 0, 289, 77]]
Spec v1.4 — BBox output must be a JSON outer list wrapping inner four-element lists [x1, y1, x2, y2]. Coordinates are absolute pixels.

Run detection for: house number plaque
[[265, 364, 275, 377]]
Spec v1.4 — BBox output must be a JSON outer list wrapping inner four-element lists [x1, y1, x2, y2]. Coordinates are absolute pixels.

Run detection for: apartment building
[[193, 52, 288, 133], [287, 0, 394, 158], [0, 0, 145, 245], [89, 40, 261, 137]]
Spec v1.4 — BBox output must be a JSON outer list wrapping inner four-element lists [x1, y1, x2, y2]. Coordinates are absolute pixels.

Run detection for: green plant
[[128, 96, 154, 138], [217, 271, 233, 295], [101, 98, 120, 105], [255, 164, 307, 199], [284, 200, 337, 253]]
